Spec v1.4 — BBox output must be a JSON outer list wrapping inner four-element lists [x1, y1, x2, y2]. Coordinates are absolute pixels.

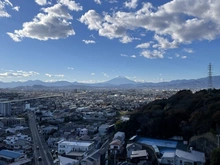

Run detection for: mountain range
[[0, 75, 219, 90]]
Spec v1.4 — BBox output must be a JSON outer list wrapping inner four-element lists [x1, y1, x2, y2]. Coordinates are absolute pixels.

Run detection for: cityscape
[[0, 85, 176, 165], [0, 75, 220, 165], [1, 0, 220, 165]]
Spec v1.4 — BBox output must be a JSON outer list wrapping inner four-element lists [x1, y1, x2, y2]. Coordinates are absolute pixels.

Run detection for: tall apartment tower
[[0, 102, 11, 116]]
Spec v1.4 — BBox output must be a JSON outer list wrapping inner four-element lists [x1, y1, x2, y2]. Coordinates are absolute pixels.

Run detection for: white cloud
[[91, 73, 95, 76], [12, 6, 20, 11], [80, 0, 220, 53], [94, 0, 101, 5], [183, 48, 194, 53], [0, 70, 39, 78], [35, 0, 48, 6], [181, 56, 187, 59], [7, 3, 78, 41], [67, 67, 74, 70], [0, 0, 19, 17], [45, 73, 52, 77], [131, 55, 136, 58], [124, 0, 138, 9], [59, 0, 82, 11], [79, 10, 102, 30], [140, 50, 164, 59], [153, 35, 178, 49], [136, 42, 151, 49], [45, 73, 64, 78], [82, 39, 96, 44]]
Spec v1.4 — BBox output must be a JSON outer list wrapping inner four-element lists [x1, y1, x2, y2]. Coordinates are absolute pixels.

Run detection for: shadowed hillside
[[117, 89, 220, 140]]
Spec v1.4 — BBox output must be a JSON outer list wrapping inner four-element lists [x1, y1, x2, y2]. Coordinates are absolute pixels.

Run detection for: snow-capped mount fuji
[[103, 76, 137, 85]]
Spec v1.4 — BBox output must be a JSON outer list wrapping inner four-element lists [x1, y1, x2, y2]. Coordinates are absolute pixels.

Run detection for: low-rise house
[[130, 150, 149, 164], [175, 149, 205, 165], [160, 149, 206, 165], [109, 139, 123, 154], [126, 143, 142, 158], [5, 126, 29, 134], [0, 150, 31, 165], [105, 110, 116, 117], [81, 149, 101, 165], [13, 139, 31, 150], [57, 155, 79, 165], [98, 124, 109, 135], [42, 126, 58, 134], [47, 137, 60, 148], [109, 131, 126, 154], [4, 133, 31, 146], [113, 132, 125, 142], [79, 128, 88, 137]]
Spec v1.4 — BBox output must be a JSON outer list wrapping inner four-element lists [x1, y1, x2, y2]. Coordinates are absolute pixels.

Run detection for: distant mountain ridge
[[0, 75, 220, 89]]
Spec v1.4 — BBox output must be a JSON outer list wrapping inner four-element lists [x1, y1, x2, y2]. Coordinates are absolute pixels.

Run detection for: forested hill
[[117, 89, 220, 140]]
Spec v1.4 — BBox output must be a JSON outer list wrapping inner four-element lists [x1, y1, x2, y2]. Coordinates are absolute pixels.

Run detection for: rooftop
[[0, 150, 23, 159], [58, 140, 93, 147]]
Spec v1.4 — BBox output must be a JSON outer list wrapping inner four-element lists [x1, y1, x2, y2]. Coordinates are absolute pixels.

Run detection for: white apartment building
[[0, 102, 11, 116], [57, 140, 95, 156]]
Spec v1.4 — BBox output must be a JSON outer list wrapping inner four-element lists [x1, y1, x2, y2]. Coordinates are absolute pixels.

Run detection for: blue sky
[[1, 0, 220, 83]]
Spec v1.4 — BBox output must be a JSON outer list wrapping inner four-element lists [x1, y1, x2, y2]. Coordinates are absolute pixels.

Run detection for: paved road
[[28, 111, 54, 165]]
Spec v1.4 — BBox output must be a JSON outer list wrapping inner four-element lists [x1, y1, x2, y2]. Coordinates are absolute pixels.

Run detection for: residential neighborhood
[[0, 88, 209, 165]]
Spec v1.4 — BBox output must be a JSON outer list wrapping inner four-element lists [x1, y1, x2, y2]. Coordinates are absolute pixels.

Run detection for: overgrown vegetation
[[116, 89, 220, 141]]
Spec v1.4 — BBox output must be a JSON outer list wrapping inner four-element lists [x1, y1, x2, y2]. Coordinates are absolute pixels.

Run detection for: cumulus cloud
[[82, 39, 96, 44], [80, 0, 220, 54], [136, 42, 151, 49], [131, 55, 136, 58], [7, 1, 82, 41], [67, 67, 74, 70], [124, 0, 138, 9], [153, 35, 178, 49], [181, 56, 187, 59], [94, 0, 101, 5], [140, 50, 164, 59], [91, 73, 95, 75], [59, 0, 82, 11], [79, 10, 102, 30], [0, 70, 39, 78]]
